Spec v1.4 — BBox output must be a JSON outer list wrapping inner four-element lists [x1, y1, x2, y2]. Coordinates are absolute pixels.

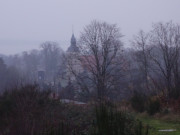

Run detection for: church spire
[[67, 32, 79, 53], [71, 33, 76, 46], [72, 25, 74, 35]]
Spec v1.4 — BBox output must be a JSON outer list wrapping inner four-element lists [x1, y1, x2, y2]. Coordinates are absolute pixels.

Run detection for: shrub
[[130, 91, 147, 112], [169, 97, 180, 113], [40, 122, 71, 135], [90, 103, 149, 135], [146, 97, 160, 115], [0, 84, 69, 135]]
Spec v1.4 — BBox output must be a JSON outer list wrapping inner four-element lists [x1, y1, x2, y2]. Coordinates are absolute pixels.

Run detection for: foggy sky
[[0, 0, 180, 55]]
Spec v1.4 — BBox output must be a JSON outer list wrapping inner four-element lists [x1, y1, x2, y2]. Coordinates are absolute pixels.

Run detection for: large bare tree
[[67, 21, 124, 100], [132, 22, 180, 99], [149, 22, 180, 98]]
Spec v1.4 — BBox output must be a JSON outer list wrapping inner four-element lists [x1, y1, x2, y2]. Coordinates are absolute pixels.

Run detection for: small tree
[[40, 41, 64, 84], [131, 30, 150, 91]]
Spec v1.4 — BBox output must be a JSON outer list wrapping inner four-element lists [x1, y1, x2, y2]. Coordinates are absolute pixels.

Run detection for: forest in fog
[[1, 21, 180, 101]]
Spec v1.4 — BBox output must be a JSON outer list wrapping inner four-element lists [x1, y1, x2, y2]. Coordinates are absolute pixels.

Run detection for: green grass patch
[[136, 114, 180, 135]]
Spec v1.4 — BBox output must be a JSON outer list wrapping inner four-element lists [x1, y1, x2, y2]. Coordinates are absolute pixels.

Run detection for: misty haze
[[0, 0, 180, 135]]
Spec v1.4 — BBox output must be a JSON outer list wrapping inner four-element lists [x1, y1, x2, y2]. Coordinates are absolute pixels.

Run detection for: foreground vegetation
[[0, 85, 151, 135], [0, 84, 180, 135]]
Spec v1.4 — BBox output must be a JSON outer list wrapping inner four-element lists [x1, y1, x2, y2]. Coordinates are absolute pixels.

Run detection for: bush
[[0, 84, 69, 135], [146, 97, 160, 115], [91, 103, 149, 135], [40, 122, 71, 135], [169, 97, 180, 113], [130, 91, 147, 112]]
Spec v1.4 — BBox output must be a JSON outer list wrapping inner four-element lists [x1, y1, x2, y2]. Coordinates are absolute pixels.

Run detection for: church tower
[[67, 34, 79, 53]]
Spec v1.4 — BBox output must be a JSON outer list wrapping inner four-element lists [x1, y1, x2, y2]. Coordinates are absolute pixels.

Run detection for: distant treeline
[[0, 21, 180, 102]]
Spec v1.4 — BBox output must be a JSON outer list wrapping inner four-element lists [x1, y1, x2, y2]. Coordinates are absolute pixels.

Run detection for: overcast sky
[[0, 0, 180, 55]]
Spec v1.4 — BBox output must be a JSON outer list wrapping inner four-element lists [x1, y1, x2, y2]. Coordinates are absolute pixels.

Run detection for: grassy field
[[136, 114, 180, 135]]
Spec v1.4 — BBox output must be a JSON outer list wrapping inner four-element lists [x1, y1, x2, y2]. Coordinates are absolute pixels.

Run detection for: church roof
[[67, 34, 80, 53]]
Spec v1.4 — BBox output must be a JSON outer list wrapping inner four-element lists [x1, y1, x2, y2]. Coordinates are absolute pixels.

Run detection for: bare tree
[[0, 57, 21, 93], [40, 42, 63, 82], [67, 21, 124, 100], [148, 22, 180, 98], [131, 30, 150, 91], [22, 50, 40, 82]]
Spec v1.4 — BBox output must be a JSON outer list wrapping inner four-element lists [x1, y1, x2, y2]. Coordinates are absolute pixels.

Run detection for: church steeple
[[71, 34, 76, 46], [67, 33, 79, 53]]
